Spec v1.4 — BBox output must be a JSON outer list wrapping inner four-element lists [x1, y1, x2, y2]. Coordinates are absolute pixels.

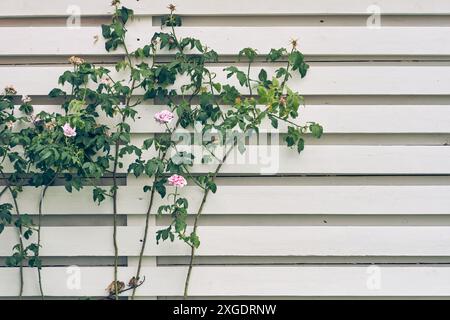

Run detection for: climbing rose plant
[[0, 1, 323, 300]]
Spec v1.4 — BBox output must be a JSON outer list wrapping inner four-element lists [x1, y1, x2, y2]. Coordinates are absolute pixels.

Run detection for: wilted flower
[[4, 85, 17, 95], [62, 123, 77, 137], [128, 277, 139, 288], [154, 110, 174, 124], [111, 0, 121, 6], [68, 56, 85, 66], [106, 281, 125, 295], [44, 119, 57, 130], [168, 174, 187, 188], [290, 38, 298, 49], [6, 121, 14, 130], [167, 4, 176, 12], [21, 95, 32, 104], [279, 96, 287, 106]]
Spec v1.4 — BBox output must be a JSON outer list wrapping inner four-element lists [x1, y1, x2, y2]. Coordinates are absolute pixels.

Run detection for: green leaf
[[161, 14, 182, 27], [6, 256, 18, 267], [289, 51, 310, 78], [238, 47, 258, 63], [212, 82, 222, 93], [286, 136, 295, 147], [48, 88, 66, 98], [23, 229, 33, 240], [118, 7, 134, 24], [258, 69, 267, 82], [208, 181, 217, 193], [236, 72, 247, 86], [190, 232, 200, 248], [297, 138, 305, 153], [101, 24, 111, 38], [142, 138, 154, 150], [93, 188, 106, 204], [267, 48, 286, 62], [269, 116, 278, 129], [155, 180, 167, 198], [68, 99, 84, 114], [310, 123, 323, 138]]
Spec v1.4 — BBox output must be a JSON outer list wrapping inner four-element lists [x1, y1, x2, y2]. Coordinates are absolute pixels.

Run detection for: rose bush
[[0, 1, 323, 300]]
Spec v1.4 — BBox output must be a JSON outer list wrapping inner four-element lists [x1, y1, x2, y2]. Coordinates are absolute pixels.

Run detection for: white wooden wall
[[1, 0, 450, 299]]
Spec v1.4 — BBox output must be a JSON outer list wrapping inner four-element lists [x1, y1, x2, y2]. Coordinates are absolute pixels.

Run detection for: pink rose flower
[[62, 123, 77, 137], [168, 174, 187, 188], [154, 110, 174, 124], [100, 77, 111, 85]]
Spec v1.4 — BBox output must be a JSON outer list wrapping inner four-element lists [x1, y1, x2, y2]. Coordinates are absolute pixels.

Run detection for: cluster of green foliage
[[0, 1, 322, 300], [0, 89, 41, 297]]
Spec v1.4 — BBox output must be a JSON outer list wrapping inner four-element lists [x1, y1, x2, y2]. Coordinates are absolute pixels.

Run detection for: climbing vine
[[0, 1, 322, 299]]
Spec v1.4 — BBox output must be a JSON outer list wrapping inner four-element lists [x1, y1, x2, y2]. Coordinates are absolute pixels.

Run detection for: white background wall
[[1, 0, 450, 299]]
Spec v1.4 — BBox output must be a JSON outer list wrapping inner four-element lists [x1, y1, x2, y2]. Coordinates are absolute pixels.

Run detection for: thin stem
[[36, 173, 58, 300], [170, 17, 184, 54], [110, 82, 136, 302], [0, 186, 8, 198], [8, 187, 24, 299], [183, 142, 236, 299], [130, 182, 156, 300], [112, 139, 120, 300], [280, 47, 295, 94], [247, 61, 253, 96], [130, 132, 175, 299], [131, 14, 201, 297], [0, 169, 25, 299], [109, 6, 138, 299], [268, 112, 308, 131]]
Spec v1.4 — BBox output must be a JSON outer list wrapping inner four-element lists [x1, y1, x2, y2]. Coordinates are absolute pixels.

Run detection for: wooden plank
[[27, 104, 450, 134], [125, 145, 450, 175], [3, 26, 450, 56], [2, 0, 450, 17], [2, 145, 450, 175], [2, 226, 450, 257], [2, 266, 450, 297], [1, 185, 450, 215], [3, 66, 450, 96]]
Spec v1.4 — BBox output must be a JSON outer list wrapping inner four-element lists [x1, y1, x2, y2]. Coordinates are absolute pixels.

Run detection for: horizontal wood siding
[[0, 0, 449, 299]]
